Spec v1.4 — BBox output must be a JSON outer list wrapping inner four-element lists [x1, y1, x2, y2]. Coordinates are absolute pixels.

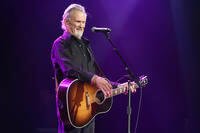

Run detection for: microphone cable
[[116, 75, 143, 133], [133, 86, 142, 133]]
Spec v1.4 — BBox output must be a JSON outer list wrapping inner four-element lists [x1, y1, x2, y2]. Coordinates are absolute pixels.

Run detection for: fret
[[123, 87, 126, 92], [110, 81, 138, 97]]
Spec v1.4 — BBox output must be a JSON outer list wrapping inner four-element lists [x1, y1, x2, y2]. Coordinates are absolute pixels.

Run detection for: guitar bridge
[[85, 92, 90, 109]]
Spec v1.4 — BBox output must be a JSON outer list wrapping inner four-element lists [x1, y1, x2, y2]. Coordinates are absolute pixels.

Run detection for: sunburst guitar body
[[57, 76, 148, 128]]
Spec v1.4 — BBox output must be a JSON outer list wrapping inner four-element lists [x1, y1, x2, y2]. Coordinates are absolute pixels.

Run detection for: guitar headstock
[[138, 75, 148, 88]]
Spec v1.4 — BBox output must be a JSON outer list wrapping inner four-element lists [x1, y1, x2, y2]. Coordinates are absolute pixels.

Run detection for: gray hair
[[61, 4, 86, 31]]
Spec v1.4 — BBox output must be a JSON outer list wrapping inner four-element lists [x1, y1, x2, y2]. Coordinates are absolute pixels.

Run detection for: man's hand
[[120, 82, 137, 95], [130, 82, 137, 93], [91, 75, 112, 97]]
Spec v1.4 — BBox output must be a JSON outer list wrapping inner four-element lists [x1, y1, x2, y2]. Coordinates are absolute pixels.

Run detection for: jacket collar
[[62, 31, 90, 46]]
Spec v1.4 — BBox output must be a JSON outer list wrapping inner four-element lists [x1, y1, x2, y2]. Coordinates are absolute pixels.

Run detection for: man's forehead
[[69, 10, 87, 19]]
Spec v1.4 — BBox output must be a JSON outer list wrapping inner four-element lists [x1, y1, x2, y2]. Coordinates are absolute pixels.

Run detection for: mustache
[[72, 25, 85, 30], [76, 26, 85, 30]]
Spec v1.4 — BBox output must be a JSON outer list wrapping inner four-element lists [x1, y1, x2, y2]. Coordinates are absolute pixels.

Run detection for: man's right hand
[[91, 75, 112, 97]]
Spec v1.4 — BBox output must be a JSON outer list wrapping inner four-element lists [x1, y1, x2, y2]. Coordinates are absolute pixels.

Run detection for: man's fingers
[[104, 86, 112, 96], [101, 84, 111, 97], [101, 88, 110, 97], [108, 82, 112, 89], [102, 79, 112, 96], [130, 86, 136, 93], [132, 88, 136, 93], [101, 89, 107, 96], [94, 76, 113, 97]]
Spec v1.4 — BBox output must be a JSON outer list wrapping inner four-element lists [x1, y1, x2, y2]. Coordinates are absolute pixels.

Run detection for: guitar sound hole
[[95, 90, 105, 104]]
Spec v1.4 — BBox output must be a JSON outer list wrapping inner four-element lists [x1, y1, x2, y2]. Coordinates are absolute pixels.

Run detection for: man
[[51, 3, 136, 133], [51, 4, 114, 133]]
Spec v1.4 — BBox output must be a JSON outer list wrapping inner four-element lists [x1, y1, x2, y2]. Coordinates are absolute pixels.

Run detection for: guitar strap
[[86, 46, 106, 77]]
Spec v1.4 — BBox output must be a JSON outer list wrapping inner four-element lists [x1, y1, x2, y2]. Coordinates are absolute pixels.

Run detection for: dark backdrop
[[1, 0, 199, 133]]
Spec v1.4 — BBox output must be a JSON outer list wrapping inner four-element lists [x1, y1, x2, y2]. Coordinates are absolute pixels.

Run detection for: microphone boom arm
[[103, 32, 140, 86]]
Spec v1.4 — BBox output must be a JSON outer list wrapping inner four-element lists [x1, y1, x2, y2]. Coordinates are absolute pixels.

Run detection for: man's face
[[66, 10, 87, 39]]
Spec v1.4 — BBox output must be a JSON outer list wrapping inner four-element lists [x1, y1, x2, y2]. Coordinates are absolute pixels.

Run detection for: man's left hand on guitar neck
[[91, 75, 136, 97]]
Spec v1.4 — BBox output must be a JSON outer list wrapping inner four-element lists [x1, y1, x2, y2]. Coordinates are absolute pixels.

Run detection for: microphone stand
[[127, 80, 132, 133], [102, 32, 141, 133]]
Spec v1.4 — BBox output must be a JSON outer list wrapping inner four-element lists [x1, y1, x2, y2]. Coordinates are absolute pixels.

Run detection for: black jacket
[[51, 31, 103, 84]]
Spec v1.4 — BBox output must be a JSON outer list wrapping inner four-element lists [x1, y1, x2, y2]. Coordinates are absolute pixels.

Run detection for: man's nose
[[80, 22, 85, 28]]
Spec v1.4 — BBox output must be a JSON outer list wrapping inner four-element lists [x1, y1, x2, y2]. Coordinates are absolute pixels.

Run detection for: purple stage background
[[1, 0, 199, 133]]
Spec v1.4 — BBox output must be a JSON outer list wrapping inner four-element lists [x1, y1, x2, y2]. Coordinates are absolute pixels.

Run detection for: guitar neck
[[109, 82, 138, 98]]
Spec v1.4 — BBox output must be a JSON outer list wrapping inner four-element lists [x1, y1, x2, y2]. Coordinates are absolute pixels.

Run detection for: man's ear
[[64, 19, 70, 30], [64, 19, 69, 27]]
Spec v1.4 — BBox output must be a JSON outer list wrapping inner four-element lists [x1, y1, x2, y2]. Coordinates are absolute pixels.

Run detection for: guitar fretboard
[[110, 82, 138, 97]]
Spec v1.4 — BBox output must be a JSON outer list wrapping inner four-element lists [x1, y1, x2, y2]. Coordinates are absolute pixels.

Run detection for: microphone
[[91, 27, 111, 33]]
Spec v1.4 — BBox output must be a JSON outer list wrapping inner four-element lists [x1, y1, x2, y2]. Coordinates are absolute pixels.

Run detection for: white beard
[[73, 29, 83, 39]]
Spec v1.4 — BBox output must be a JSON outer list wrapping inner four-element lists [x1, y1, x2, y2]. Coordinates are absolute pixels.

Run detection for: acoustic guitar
[[57, 75, 148, 128]]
